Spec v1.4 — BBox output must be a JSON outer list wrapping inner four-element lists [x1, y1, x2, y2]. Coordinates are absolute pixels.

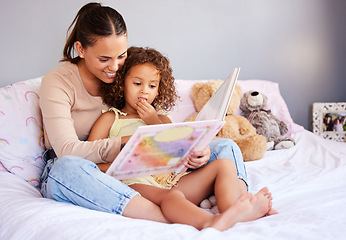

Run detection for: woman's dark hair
[[100, 46, 179, 112], [61, 2, 127, 63]]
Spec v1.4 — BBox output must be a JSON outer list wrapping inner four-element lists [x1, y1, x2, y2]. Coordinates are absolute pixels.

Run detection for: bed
[[1, 77, 345, 240]]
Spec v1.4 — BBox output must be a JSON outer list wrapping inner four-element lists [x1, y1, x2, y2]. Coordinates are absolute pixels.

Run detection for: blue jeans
[[40, 138, 247, 215], [40, 154, 139, 215], [208, 138, 248, 187]]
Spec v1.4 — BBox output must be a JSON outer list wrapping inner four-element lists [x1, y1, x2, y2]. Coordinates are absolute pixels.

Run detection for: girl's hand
[[135, 99, 161, 125], [184, 146, 211, 169]]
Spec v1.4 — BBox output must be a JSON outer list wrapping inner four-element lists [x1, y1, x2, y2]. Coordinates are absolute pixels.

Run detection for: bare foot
[[204, 193, 254, 231], [247, 187, 275, 219], [255, 187, 278, 216], [202, 187, 276, 231]]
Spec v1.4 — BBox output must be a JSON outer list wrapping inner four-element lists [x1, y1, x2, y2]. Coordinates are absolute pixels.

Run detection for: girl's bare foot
[[204, 192, 253, 231], [204, 187, 276, 231], [247, 187, 277, 220]]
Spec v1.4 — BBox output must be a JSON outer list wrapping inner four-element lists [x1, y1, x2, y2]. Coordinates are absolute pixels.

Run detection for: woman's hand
[[184, 145, 211, 169]]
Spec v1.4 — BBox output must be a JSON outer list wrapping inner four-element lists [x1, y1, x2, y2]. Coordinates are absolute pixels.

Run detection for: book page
[[106, 120, 221, 180], [195, 68, 240, 122], [116, 126, 204, 173]]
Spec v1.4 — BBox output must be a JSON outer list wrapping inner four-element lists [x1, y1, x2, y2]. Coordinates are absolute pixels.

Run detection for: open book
[[106, 68, 240, 180]]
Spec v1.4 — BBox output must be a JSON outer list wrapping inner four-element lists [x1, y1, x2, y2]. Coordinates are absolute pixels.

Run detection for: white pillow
[[0, 77, 45, 187], [170, 79, 304, 135]]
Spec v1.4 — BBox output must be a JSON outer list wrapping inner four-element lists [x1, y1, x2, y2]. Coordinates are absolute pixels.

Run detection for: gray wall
[[1, 0, 345, 130]]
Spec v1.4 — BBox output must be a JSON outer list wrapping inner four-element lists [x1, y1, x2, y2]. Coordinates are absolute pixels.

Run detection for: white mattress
[[1, 130, 346, 240]]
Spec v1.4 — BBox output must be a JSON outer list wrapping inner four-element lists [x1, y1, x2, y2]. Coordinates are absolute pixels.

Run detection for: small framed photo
[[312, 102, 346, 142]]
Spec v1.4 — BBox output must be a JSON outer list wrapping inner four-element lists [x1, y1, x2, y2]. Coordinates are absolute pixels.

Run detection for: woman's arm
[[39, 67, 121, 163]]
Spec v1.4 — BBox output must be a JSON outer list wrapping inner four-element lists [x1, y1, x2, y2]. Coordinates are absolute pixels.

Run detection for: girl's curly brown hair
[[100, 46, 179, 111]]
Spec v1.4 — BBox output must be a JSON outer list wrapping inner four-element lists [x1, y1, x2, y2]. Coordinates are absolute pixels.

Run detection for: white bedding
[[1, 130, 345, 240]]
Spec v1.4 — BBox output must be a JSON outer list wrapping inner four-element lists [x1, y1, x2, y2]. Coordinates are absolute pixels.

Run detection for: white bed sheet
[[1, 130, 345, 240]]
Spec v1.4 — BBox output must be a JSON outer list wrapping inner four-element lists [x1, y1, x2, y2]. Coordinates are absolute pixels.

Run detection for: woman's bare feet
[[205, 187, 276, 231]]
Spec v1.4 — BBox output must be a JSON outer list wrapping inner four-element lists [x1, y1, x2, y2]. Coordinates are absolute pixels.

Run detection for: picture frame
[[312, 102, 346, 142]]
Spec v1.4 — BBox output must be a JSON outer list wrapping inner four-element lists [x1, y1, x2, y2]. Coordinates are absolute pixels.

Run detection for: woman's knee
[[52, 155, 96, 173], [209, 138, 242, 162], [48, 155, 99, 185]]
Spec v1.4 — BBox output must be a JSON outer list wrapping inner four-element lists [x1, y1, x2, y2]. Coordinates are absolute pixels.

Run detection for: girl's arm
[[87, 111, 115, 141], [87, 112, 115, 173], [88, 111, 133, 145], [158, 114, 172, 124], [88, 111, 133, 172]]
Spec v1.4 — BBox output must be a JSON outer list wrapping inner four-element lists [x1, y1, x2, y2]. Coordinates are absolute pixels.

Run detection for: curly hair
[[100, 46, 179, 112]]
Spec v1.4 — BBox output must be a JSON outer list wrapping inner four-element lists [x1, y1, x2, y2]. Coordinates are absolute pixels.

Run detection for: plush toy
[[185, 80, 267, 161], [240, 90, 295, 150], [200, 195, 219, 214]]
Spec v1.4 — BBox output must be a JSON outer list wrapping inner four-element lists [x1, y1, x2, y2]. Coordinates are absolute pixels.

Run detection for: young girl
[[88, 46, 275, 231]]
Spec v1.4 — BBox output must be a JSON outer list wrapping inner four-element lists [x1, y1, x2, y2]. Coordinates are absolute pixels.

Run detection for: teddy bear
[[240, 90, 295, 150], [185, 80, 267, 162]]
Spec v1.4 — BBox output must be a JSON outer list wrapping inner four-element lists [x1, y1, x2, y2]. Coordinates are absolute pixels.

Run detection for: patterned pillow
[[0, 77, 45, 187], [0, 161, 7, 172]]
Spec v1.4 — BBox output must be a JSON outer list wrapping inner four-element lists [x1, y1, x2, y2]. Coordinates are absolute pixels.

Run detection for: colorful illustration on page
[[117, 126, 205, 173]]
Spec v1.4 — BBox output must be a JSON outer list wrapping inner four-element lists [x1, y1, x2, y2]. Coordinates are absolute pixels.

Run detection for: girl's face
[[123, 63, 160, 111], [76, 34, 128, 84]]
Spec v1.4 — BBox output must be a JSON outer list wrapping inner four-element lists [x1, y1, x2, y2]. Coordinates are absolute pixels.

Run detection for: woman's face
[[77, 34, 128, 84]]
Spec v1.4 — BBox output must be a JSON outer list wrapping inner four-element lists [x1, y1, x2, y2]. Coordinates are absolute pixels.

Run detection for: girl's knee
[[167, 188, 185, 199], [212, 157, 236, 170]]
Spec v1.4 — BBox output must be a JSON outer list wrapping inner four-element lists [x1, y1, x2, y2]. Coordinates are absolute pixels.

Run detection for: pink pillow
[[170, 79, 304, 135], [237, 80, 304, 135], [0, 78, 45, 187], [170, 80, 208, 122]]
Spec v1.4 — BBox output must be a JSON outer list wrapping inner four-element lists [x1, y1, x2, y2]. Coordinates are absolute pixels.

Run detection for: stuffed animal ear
[[262, 93, 269, 108], [190, 82, 210, 111], [239, 90, 251, 112]]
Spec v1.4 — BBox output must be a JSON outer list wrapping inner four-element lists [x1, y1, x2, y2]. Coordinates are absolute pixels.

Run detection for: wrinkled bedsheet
[[1, 130, 346, 240]]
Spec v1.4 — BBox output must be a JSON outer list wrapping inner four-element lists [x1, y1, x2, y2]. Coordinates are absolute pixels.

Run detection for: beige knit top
[[39, 62, 121, 163]]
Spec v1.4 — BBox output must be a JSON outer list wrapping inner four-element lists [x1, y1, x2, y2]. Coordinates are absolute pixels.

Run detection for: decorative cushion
[[0, 77, 45, 187], [0, 161, 7, 172]]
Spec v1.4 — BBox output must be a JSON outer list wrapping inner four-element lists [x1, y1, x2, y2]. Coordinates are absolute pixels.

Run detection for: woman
[[39, 2, 274, 225], [40, 2, 167, 222]]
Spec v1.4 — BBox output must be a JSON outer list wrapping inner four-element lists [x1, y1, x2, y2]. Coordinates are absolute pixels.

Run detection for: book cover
[[106, 120, 223, 180]]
